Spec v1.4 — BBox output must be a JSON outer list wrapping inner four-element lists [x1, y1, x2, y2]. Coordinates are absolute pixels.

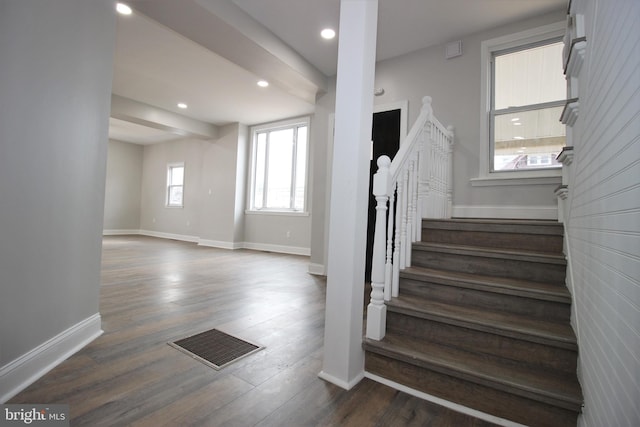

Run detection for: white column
[[319, 0, 378, 390]]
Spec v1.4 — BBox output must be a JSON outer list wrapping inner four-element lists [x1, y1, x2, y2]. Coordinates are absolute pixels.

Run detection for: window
[[166, 163, 184, 207], [478, 21, 566, 182], [248, 118, 309, 212], [491, 39, 566, 171]]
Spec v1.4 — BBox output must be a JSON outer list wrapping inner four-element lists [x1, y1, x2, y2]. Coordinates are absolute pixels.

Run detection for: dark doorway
[[365, 109, 401, 281]]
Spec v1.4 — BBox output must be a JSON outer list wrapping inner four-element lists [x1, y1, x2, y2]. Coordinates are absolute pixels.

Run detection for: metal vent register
[[169, 329, 264, 370]]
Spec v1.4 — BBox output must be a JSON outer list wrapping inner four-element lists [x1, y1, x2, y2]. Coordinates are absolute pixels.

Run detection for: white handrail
[[366, 96, 454, 340]]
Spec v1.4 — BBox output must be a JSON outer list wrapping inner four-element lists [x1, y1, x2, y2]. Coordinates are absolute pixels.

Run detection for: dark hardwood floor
[[10, 235, 498, 426]]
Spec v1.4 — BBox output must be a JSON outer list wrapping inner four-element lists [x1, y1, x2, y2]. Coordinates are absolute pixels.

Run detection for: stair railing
[[366, 96, 454, 340]]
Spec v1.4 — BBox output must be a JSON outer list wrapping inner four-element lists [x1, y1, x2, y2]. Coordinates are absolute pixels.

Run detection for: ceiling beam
[[111, 95, 219, 140], [129, 0, 327, 104]]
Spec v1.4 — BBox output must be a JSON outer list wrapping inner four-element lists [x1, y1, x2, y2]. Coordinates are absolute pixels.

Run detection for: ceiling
[[110, 0, 565, 145]]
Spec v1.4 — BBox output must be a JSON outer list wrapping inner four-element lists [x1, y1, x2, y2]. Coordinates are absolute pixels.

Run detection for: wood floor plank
[[8, 236, 498, 426]]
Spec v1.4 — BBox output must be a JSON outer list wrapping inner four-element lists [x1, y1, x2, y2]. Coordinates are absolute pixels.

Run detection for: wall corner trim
[[242, 242, 311, 256], [308, 263, 326, 276], [318, 370, 364, 391], [197, 239, 244, 250], [0, 314, 103, 403], [103, 229, 142, 236], [138, 230, 199, 243]]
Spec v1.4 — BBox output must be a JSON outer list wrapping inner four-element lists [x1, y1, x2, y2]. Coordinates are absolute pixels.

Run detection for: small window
[[167, 163, 184, 207], [249, 118, 309, 212], [491, 39, 566, 171]]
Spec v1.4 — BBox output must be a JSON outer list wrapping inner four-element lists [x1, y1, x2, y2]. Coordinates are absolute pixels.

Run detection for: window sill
[[245, 209, 309, 217], [471, 169, 561, 187], [166, 205, 184, 209]]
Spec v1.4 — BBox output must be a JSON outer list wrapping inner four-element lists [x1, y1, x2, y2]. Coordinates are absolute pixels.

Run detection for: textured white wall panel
[[567, 1, 640, 426]]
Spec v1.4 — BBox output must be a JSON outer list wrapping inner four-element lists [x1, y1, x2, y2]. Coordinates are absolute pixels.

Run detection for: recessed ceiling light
[[511, 117, 520, 122], [514, 136, 524, 140], [257, 80, 269, 88], [177, 103, 188, 109], [321, 28, 336, 40], [116, 3, 132, 15], [513, 122, 522, 126]]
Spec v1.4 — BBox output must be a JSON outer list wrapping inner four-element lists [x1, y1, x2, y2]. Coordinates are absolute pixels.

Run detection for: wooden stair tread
[[388, 295, 577, 350], [423, 218, 564, 235], [413, 241, 567, 264], [364, 334, 583, 412], [401, 266, 571, 303], [364, 218, 582, 424]]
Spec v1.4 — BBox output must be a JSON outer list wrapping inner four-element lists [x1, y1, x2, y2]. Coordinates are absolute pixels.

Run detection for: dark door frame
[[323, 101, 408, 278]]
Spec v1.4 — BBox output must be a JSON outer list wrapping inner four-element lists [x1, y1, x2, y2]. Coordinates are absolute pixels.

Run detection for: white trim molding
[[138, 230, 199, 243], [242, 242, 310, 256], [0, 314, 102, 403], [478, 21, 566, 183], [318, 370, 364, 391], [103, 229, 141, 236], [470, 173, 561, 187], [364, 372, 527, 427], [105, 231, 312, 257], [197, 239, 244, 250], [307, 263, 326, 276], [560, 98, 580, 126]]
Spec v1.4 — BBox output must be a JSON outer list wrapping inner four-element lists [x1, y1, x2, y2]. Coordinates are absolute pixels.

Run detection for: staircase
[[364, 218, 583, 427]]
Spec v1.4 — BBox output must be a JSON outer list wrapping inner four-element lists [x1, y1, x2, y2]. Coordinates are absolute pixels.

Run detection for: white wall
[[136, 123, 311, 254], [308, 10, 566, 274], [197, 123, 246, 248], [104, 140, 143, 232], [139, 138, 206, 240], [244, 213, 311, 255], [309, 83, 337, 271], [0, 0, 115, 400], [567, 1, 640, 426], [373, 9, 566, 217]]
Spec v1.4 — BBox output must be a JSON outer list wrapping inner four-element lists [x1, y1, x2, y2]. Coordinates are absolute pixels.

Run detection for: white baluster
[[365, 95, 454, 340], [405, 157, 415, 267], [384, 187, 395, 301], [392, 181, 402, 297], [399, 168, 409, 269], [415, 127, 425, 225], [412, 156, 420, 242], [446, 125, 455, 218], [366, 155, 391, 340]]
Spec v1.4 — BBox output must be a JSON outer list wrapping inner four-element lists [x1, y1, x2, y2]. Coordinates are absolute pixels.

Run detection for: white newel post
[[319, 0, 379, 390], [360, 94, 454, 343], [366, 156, 390, 340]]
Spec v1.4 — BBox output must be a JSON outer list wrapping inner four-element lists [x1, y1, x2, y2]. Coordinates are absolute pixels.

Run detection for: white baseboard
[[138, 229, 199, 243], [197, 239, 243, 250], [103, 229, 141, 235], [242, 242, 310, 256], [107, 230, 311, 257], [452, 204, 558, 220], [364, 372, 527, 427], [0, 314, 103, 403], [308, 263, 326, 276], [318, 370, 364, 391]]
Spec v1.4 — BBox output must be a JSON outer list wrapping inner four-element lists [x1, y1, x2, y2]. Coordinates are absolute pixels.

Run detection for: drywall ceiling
[[232, 0, 565, 76], [110, 9, 316, 144], [109, 0, 565, 144]]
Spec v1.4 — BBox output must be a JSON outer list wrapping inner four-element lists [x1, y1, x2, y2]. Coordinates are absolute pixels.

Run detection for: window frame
[[476, 21, 565, 186], [166, 162, 184, 208], [247, 116, 310, 215]]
